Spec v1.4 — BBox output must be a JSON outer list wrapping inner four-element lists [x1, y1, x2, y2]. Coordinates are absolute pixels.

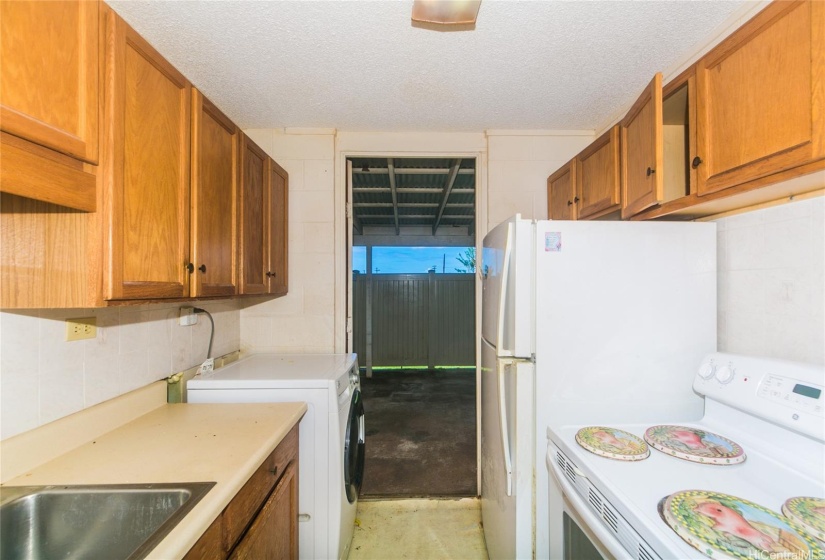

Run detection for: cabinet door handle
[[691, 156, 703, 169], [185, 263, 194, 274], [646, 167, 655, 177], [269, 466, 278, 476], [198, 264, 207, 273], [574, 196, 580, 203], [567, 200, 573, 206], [266, 271, 276, 278]]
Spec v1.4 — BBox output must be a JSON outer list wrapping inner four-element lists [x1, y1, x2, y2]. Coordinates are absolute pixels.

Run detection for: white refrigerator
[[480, 215, 716, 560]]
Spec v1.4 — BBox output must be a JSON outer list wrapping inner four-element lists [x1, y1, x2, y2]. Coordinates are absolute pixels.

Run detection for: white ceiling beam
[[353, 167, 474, 175], [361, 214, 473, 220], [386, 159, 400, 235], [353, 187, 474, 194], [432, 159, 462, 235], [354, 203, 474, 208]]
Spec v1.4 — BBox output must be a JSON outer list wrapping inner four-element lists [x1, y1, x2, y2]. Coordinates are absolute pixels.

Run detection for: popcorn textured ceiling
[[107, 1, 748, 132]]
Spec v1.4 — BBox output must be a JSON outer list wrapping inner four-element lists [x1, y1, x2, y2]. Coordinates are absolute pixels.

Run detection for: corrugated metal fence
[[353, 272, 475, 372]]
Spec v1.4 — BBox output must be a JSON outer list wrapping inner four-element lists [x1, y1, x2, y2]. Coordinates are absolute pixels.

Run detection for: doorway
[[346, 157, 477, 497]]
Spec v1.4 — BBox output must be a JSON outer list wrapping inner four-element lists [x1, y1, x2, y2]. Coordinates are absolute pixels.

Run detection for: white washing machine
[[187, 353, 365, 560]]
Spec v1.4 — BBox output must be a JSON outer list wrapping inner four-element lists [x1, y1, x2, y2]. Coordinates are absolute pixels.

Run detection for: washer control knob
[[698, 361, 716, 380], [716, 365, 735, 385]]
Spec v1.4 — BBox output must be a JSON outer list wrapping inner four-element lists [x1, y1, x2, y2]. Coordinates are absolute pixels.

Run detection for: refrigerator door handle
[[497, 359, 514, 497], [496, 222, 514, 357]]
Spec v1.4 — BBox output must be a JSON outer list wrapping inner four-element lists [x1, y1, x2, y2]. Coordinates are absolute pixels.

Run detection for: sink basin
[[0, 482, 215, 560]]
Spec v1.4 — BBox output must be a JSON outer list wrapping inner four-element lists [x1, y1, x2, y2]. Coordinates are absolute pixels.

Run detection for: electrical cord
[[192, 307, 214, 359]]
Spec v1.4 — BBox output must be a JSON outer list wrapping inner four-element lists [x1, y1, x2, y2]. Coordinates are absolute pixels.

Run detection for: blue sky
[[353, 246, 474, 274]]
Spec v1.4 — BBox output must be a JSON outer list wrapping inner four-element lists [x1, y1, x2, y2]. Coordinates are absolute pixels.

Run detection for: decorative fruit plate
[[574, 426, 649, 461]]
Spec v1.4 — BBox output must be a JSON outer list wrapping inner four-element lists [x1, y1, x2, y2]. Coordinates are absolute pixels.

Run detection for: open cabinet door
[[621, 73, 663, 218], [346, 160, 354, 352]]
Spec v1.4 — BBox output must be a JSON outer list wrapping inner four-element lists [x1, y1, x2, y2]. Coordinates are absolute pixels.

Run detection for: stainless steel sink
[[0, 482, 215, 560]]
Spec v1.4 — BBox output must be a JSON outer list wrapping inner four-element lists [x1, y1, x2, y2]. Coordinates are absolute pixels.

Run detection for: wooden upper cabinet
[[576, 126, 621, 219], [103, 8, 192, 300], [0, 1, 99, 211], [621, 73, 664, 219], [191, 89, 239, 298], [267, 161, 289, 296], [696, 0, 824, 196], [0, 0, 99, 164], [547, 160, 576, 220], [239, 135, 269, 295]]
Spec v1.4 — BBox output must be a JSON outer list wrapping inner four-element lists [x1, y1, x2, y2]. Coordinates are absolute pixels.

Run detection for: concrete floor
[[348, 498, 489, 560], [360, 369, 477, 497]]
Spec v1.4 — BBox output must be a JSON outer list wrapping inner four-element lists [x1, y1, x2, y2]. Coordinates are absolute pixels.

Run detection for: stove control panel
[[758, 374, 823, 414], [694, 352, 825, 441]]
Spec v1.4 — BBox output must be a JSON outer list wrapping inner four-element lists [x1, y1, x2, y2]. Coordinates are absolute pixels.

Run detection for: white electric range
[[547, 352, 825, 560]]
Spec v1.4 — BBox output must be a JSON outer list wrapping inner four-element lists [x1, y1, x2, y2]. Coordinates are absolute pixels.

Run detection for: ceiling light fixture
[[411, 0, 481, 27]]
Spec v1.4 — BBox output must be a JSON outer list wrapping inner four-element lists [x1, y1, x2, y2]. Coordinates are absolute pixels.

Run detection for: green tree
[[454, 247, 476, 273]]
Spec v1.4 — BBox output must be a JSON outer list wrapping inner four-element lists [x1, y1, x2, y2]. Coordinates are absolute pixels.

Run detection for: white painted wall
[[0, 300, 239, 439], [486, 131, 594, 232], [238, 129, 594, 355], [715, 195, 825, 365], [240, 129, 337, 354]]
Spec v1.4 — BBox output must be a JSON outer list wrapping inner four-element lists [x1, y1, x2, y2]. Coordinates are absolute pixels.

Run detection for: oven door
[[547, 445, 633, 560], [562, 495, 616, 560]]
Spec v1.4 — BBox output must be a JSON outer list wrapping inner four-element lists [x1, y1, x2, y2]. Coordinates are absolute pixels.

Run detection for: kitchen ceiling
[[107, 1, 749, 132]]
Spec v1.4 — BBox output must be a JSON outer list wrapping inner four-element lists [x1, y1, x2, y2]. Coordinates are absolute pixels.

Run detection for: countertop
[[2, 401, 307, 559]]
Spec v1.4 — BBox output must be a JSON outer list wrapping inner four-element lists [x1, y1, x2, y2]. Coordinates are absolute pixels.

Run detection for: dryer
[[187, 353, 365, 560]]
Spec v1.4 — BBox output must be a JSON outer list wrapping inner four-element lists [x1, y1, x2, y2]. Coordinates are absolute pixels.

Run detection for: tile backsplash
[[0, 300, 240, 440], [715, 195, 825, 365]]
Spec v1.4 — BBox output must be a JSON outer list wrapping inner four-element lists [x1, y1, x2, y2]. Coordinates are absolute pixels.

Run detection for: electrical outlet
[[179, 307, 198, 326], [66, 317, 97, 341], [197, 358, 214, 375]]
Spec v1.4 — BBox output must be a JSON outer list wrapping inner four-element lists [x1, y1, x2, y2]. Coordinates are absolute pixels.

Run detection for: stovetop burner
[[659, 490, 825, 560], [575, 426, 650, 461], [782, 496, 825, 542], [645, 425, 746, 465], [548, 353, 825, 560]]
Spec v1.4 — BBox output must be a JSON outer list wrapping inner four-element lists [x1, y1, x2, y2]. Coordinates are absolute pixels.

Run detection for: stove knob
[[716, 365, 735, 385], [698, 362, 716, 380]]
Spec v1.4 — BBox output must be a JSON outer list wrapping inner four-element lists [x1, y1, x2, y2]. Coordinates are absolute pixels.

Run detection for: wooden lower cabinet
[[229, 462, 298, 560], [185, 425, 299, 560]]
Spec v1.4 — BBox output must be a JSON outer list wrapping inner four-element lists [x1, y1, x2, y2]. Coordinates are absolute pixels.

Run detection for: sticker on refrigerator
[[545, 232, 561, 252]]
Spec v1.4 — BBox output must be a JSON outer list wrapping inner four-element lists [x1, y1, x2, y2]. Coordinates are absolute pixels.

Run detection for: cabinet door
[[191, 89, 239, 297], [267, 162, 289, 296], [621, 73, 663, 219], [104, 10, 191, 300], [239, 135, 269, 295], [695, 0, 824, 196], [547, 160, 576, 220], [0, 0, 99, 164], [576, 125, 620, 219], [229, 461, 298, 560]]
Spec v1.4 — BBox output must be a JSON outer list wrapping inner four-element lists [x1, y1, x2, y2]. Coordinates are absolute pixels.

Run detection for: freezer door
[[480, 338, 535, 560], [481, 215, 534, 357]]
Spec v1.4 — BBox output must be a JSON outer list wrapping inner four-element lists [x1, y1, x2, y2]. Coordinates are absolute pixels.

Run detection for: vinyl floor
[[348, 498, 489, 560]]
